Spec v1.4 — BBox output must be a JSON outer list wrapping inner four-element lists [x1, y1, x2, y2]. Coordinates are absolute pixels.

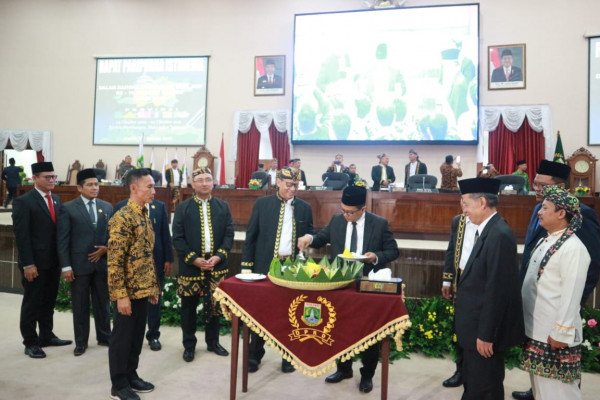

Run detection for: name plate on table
[[501, 189, 517, 195], [357, 277, 403, 295], [415, 188, 433, 193]]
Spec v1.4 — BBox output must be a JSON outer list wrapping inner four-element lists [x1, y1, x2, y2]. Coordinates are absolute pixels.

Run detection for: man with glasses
[[242, 166, 314, 373], [13, 162, 72, 359], [172, 167, 233, 362], [297, 185, 399, 393]]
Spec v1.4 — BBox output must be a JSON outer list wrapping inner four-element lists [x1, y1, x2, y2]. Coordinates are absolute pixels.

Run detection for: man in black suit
[[404, 148, 427, 188], [13, 161, 72, 358], [491, 49, 523, 83], [371, 153, 396, 191], [297, 185, 399, 393], [326, 153, 350, 174], [57, 169, 112, 356], [455, 178, 524, 400], [241, 166, 313, 373], [165, 159, 182, 209], [172, 167, 233, 362], [256, 59, 283, 89], [114, 172, 174, 352], [289, 158, 308, 187], [2, 157, 23, 207], [512, 160, 600, 400]]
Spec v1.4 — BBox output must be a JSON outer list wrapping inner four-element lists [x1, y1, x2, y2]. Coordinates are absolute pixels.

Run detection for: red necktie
[[505, 70, 510, 81], [45, 194, 56, 223]]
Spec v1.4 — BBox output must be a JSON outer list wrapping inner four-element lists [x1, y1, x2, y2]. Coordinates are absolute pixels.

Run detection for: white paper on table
[[368, 267, 392, 281]]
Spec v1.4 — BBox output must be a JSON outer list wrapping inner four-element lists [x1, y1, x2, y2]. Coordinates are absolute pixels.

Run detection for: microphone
[[322, 176, 329, 188], [422, 175, 425, 189]]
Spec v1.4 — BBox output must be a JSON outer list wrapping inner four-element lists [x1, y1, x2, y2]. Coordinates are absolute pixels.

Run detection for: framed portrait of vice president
[[488, 44, 526, 90], [254, 55, 285, 96]]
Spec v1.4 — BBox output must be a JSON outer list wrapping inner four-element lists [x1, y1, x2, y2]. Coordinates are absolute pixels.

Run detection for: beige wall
[[1, 0, 599, 186]]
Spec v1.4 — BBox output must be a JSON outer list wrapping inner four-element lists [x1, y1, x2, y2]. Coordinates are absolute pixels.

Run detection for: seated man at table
[[297, 186, 399, 393]]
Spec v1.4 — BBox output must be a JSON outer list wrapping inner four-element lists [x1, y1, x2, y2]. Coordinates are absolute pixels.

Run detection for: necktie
[[45, 194, 56, 223], [88, 200, 96, 225], [350, 222, 358, 253], [474, 230, 479, 244], [505, 70, 510, 81], [268, 76, 272, 84]]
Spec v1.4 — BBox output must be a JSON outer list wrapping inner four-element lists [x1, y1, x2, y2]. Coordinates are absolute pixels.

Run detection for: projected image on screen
[[292, 5, 479, 144], [589, 37, 600, 145], [93, 56, 208, 146]]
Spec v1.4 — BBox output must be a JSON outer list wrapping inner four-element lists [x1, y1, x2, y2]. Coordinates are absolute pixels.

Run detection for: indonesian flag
[[136, 133, 144, 168], [149, 147, 154, 169], [161, 148, 169, 187], [181, 148, 188, 187], [216, 133, 226, 185]]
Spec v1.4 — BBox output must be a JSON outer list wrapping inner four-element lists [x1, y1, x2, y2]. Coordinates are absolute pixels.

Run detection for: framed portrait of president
[[254, 55, 285, 96], [488, 44, 526, 90]]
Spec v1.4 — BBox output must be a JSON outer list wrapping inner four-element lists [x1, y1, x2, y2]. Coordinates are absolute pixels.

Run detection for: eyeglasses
[[193, 178, 213, 184], [40, 175, 58, 181], [283, 182, 299, 189], [338, 207, 361, 216]]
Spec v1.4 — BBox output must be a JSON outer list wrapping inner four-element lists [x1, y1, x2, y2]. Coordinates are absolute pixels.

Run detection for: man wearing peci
[[297, 185, 399, 393], [57, 168, 112, 356], [256, 58, 283, 89], [491, 49, 523, 83], [13, 161, 72, 359]]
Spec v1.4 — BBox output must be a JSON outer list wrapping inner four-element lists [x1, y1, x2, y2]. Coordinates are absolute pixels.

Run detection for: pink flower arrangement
[[588, 319, 597, 328]]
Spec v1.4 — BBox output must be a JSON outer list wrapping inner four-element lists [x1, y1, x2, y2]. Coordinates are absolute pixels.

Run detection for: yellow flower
[[452, 334, 457, 343], [424, 330, 434, 340]]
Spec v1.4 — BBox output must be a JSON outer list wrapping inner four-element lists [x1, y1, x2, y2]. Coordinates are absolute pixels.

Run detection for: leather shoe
[[97, 340, 109, 347], [248, 359, 260, 373], [442, 371, 462, 387], [24, 345, 46, 359], [110, 387, 140, 400], [73, 345, 86, 356], [325, 370, 353, 383], [207, 343, 229, 356], [183, 348, 195, 362], [359, 376, 373, 393], [512, 388, 534, 400], [41, 337, 72, 347], [281, 359, 295, 373], [148, 339, 161, 351], [129, 377, 154, 393]]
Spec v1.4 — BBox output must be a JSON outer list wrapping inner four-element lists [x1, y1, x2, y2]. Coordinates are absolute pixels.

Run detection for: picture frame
[[488, 44, 526, 90], [254, 55, 285, 96]]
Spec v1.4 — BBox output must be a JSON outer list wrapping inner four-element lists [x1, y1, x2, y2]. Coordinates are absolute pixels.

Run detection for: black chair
[[407, 174, 438, 192], [92, 168, 107, 181], [321, 172, 350, 190], [150, 169, 163, 185], [250, 171, 269, 189], [495, 175, 526, 195]]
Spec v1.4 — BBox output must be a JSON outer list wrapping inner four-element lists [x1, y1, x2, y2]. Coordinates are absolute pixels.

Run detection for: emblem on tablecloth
[[288, 294, 335, 346]]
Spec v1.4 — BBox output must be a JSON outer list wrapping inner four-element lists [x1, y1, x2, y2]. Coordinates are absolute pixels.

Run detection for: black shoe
[[281, 359, 295, 373], [512, 388, 534, 400], [24, 345, 46, 359], [129, 377, 154, 393], [148, 339, 161, 351], [248, 359, 260, 373], [97, 340, 109, 347], [73, 345, 86, 356], [183, 348, 195, 362], [40, 337, 72, 347], [325, 370, 353, 383], [359, 376, 373, 393], [207, 343, 229, 356], [110, 387, 140, 400], [442, 371, 462, 388]]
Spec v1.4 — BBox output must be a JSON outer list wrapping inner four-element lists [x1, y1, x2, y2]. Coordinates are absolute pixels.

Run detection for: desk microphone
[[422, 176, 425, 189], [322, 176, 328, 187]]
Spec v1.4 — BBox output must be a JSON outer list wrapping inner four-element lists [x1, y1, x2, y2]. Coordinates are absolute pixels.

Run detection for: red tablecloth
[[214, 277, 411, 376]]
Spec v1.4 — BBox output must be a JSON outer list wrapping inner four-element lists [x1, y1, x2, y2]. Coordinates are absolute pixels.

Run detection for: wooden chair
[[66, 160, 83, 185]]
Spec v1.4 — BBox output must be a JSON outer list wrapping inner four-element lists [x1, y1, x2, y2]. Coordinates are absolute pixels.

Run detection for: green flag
[[554, 132, 565, 163]]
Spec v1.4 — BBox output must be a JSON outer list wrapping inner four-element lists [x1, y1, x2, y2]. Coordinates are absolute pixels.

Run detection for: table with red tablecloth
[[214, 277, 411, 400]]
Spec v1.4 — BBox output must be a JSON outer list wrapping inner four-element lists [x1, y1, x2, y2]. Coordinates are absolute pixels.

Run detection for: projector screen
[[292, 4, 479, 144], [589, 37, 600, 144], [93, 56, 209, 146]]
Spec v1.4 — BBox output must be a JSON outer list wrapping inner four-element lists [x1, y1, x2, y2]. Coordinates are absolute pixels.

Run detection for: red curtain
[[269, 122, 290, 167], [36, 151, 44, 162], [234, 120, 261, 188], [488, 116, 544, 188]]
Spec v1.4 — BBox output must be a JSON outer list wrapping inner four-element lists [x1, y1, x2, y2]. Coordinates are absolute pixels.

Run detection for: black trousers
[[71, 270, 111, 346], [461, 347, 505, 400], [337, 343, 380, 379], [180, 294, 220, 350], [5, 185, 17, 206], [146, 266, 165, 341], [109, 298, 148, 390], [20, 267, 60, 346]]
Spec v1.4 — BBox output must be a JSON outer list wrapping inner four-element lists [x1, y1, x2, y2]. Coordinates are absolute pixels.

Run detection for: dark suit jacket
[[455, 213, 524, 351], [491, 66, 523, 82], [326, 164, 350, 174], [256, 74, 283, 89], [165, 168, 182, 186], [520, 202, 600, 304], [57, 197, 112, 275], [172, 196, 234, 276], [114, 199, 174, 268], [443, 214, 463, 286], [371, 165, 396, 191], [299, 169, 307, 187], [404, 161, 428, 188], [12, 188, 62, 270], [310, 212, 399, 276], [2, 165, 23, 188], [242, 195, 313, 274]]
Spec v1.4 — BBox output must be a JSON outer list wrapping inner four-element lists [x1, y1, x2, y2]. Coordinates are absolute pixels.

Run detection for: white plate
[[235, 273, 267, 282], [337, 254, 368, 261]]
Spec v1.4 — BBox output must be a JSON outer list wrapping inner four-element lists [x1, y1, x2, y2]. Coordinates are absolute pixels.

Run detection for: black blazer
[[165, 168, 182, 186], [2, 165, 23, 188], [443, 214, 463, 285], [310, 212, 399, 276], [57, 197, 112, 275], [256, 74, 283, 89], [491, 66, 523, 82], [172, 196, 234, 276], [12, 188, 62, 270], [371, 165, 396, 191], [242, 195, 313, 274], [404, 161, 428, 188], [455, 213, 524, 351]]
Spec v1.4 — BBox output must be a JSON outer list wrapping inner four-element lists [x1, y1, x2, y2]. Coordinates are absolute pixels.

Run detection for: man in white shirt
[[267, 158, 278, 186]]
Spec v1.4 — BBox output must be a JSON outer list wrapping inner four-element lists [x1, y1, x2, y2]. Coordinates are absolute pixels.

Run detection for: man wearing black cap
[[404, 149, 427, 189], [297, 185, 399, 393], [12, 161, 72, 359], [455, 178, 524, 400], [512, 160, 600, 400], [57, 169, 112, 356], [491, 48, 523, 82], [2, 157, 23, 207], [512, 160, 531, 192], [242, 166, 314, 373]]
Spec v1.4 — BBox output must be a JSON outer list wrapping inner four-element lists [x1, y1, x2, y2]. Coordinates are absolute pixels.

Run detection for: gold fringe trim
[[214, 288, 411, 377]]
